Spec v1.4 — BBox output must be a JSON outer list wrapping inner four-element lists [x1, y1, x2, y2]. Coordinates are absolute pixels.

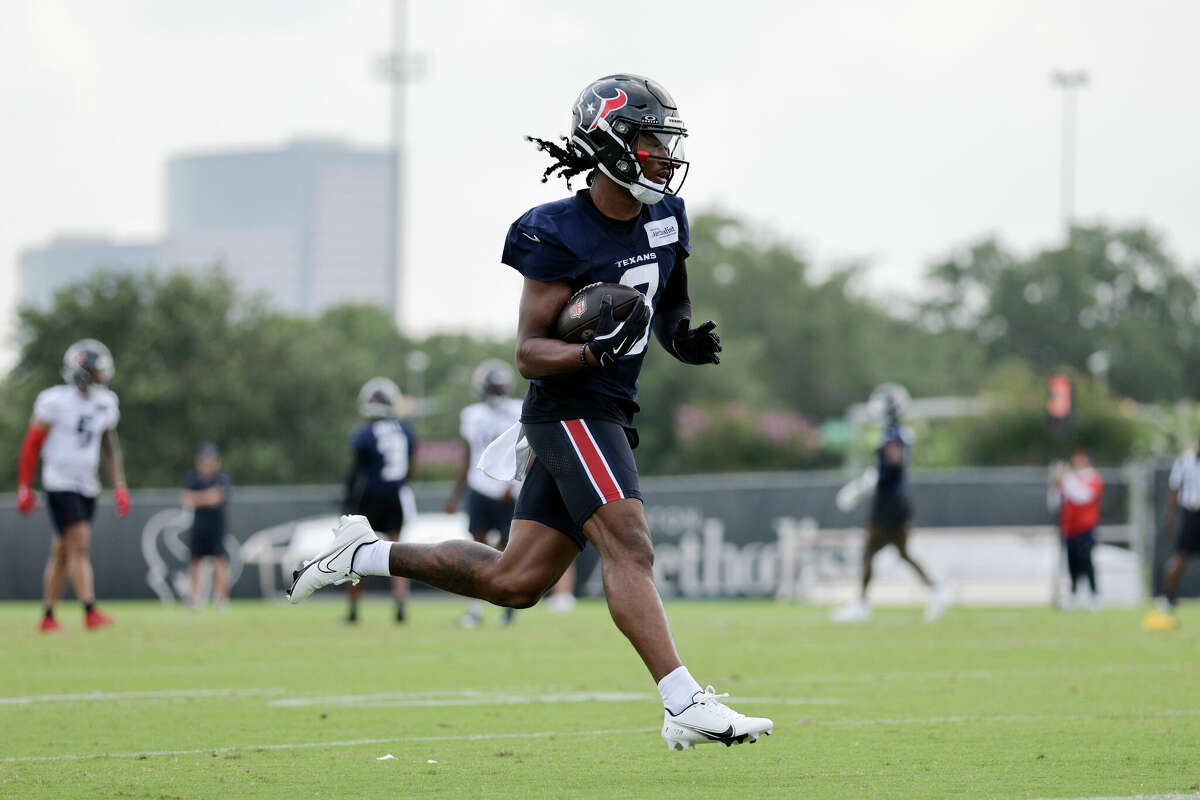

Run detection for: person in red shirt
[[1050, 448, 1103, 609]]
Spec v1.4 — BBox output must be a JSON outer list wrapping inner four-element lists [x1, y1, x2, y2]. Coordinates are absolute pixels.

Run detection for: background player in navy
[[444, 360, 523, 627], [16, 339, 129, 632], [833, 394, 950, 623], [342, 378, 417, 624], [182, 442, 232, 609], [290, 74, 772, 750]]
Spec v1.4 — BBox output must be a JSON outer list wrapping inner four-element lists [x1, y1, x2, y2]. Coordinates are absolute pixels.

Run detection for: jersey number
[[618, 263, 659, 357], [373, 421, 409, 482], [76, 415, 96, 447]]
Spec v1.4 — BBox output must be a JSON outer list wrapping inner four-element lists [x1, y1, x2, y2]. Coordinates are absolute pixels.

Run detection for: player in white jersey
[[16, 339, 131, 633], [444, 360, 524, 627], [1159, 435, 1200, 614]]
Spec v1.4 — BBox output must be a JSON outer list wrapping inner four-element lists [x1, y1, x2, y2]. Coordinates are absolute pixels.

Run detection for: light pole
[[1050, 70, 1089, 234], [375, 0, 425, 332]]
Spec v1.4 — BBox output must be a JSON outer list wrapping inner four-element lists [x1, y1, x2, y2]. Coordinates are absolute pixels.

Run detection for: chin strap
[[629, 182, 665, 204], [18, 425, 48, 488]]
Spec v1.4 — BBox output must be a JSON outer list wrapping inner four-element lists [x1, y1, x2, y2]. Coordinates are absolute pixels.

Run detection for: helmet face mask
[[62, 339, 114, 391], [570, 74, 689, 204]]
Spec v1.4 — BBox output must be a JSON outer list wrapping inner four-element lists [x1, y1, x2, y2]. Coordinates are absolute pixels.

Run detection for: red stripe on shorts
[[562, 419, 624, 503]]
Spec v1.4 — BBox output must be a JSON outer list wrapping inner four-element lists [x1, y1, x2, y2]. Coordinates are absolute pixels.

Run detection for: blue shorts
[[466, 489, 516, 540], [514, 419, 642, 550], [46, 491, 96, 535], [190, 526, 227, 559], [352, 487, 406, 534]]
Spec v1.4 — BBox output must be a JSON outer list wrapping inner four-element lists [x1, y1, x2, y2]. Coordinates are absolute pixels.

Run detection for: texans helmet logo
[[586, 88, 628, 132]]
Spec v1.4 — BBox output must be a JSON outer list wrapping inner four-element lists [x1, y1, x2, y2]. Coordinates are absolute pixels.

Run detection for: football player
[[832, 394, 950, 623], [444, 360, 524, 628], [16, 339, 129, 632], [290, 74, 772, 750], [341, 378, 416, 624]]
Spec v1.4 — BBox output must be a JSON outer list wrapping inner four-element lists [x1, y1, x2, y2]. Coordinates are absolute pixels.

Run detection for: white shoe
[[661, 686, 773, 750], [831, 600, 871, 623], [924, 585, 952, 622], [547, 593, 576, 613], [287, 516, 379, 603]]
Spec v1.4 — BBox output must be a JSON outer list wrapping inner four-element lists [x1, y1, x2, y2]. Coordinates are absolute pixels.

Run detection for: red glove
[[17, 485, 37, 516], [18, 425, 48, 517], [114, 485, 131, 518]]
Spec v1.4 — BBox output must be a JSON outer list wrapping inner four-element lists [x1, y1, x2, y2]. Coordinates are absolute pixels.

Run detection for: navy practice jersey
[[875, 425, 911, 497], [502, 189, 690, 423], [348, 418, 417, 491]]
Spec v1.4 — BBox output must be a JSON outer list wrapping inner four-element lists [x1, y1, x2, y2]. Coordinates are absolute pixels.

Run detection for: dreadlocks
[[526, 135, 596, 189]]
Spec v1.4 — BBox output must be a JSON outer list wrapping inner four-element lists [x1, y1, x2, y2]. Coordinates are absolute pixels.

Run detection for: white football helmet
[[62, 339, 114, 389], [471, 359, 515, 399], [358, 377, 403, 419]]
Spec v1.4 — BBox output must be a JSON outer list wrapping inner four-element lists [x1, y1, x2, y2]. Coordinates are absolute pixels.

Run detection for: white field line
[[3, 708, 1197, 764], [1031, 795, 1200, 800], [269, 690, 841, 708], [0, 688, 288, 706], [824, 709, 1200, 727], [0, 688, 838, 709], [0, 727, 661, 763], [738, 661, 1193, 686]]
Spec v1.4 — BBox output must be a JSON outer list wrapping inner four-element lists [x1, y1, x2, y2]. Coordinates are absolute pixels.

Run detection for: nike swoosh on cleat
[[316, 542, 356, 574], [676, 722, 736, 741]]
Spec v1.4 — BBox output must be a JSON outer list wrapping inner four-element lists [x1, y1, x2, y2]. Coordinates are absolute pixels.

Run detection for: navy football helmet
[[62, 339, 114, 390], [569, 74, 688, 204]]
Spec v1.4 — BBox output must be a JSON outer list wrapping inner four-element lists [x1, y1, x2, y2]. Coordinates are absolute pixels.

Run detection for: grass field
[[0, 598, 1197, 799]]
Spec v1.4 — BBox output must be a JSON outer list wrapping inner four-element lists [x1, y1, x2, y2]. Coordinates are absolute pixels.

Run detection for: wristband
[[580, 344, 590, 368]]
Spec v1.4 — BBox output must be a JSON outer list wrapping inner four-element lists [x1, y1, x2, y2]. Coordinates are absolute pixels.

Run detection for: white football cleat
[[923, 585, 953, 622], [287, 516, 379, 604], [831, 600, 872, 623], [661, 686, 773, 751]]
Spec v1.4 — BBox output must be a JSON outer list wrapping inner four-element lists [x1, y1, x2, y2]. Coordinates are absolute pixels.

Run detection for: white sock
[[350, 541, 391, 577], [467, 599, 483, 616], [658, 665, 703, 716]]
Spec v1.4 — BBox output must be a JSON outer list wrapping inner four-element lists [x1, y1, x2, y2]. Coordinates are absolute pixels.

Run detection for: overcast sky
[[3, 0, 1199, 361]]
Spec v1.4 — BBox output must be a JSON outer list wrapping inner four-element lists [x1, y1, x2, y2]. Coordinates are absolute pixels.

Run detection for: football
[[553, 282, 643, 343]]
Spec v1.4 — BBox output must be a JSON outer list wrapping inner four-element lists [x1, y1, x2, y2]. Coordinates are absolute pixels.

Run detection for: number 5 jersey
[[32, 384, 121, 497]]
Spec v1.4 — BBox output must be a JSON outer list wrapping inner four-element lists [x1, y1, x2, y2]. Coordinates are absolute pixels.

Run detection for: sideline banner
[[0, 466, 1188, 602]]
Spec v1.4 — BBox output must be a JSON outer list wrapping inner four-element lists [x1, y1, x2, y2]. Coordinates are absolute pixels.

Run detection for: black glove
[[586, 295, 651, 368], [670, 318, 721, 364]]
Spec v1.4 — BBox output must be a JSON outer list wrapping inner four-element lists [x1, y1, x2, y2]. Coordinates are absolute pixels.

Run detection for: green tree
[[923, 225, 1200, 402]]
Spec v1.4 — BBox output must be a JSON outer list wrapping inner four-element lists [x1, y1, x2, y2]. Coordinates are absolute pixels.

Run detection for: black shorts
[[1177, 508, 1200, 554], [190, 526, 227, 559], [353, 487, 406, 533], [514, 419, 642, 550], [46, 491, 96, 535], [870, 493, 912, 530], [466, 489, 516, 540]]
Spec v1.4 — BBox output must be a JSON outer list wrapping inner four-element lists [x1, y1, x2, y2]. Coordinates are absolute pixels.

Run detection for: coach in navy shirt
[[182, 442, 231, 609]]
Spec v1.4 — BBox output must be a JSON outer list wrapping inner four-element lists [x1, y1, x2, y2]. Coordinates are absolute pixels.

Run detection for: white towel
[[477, 422, 532, 481]]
